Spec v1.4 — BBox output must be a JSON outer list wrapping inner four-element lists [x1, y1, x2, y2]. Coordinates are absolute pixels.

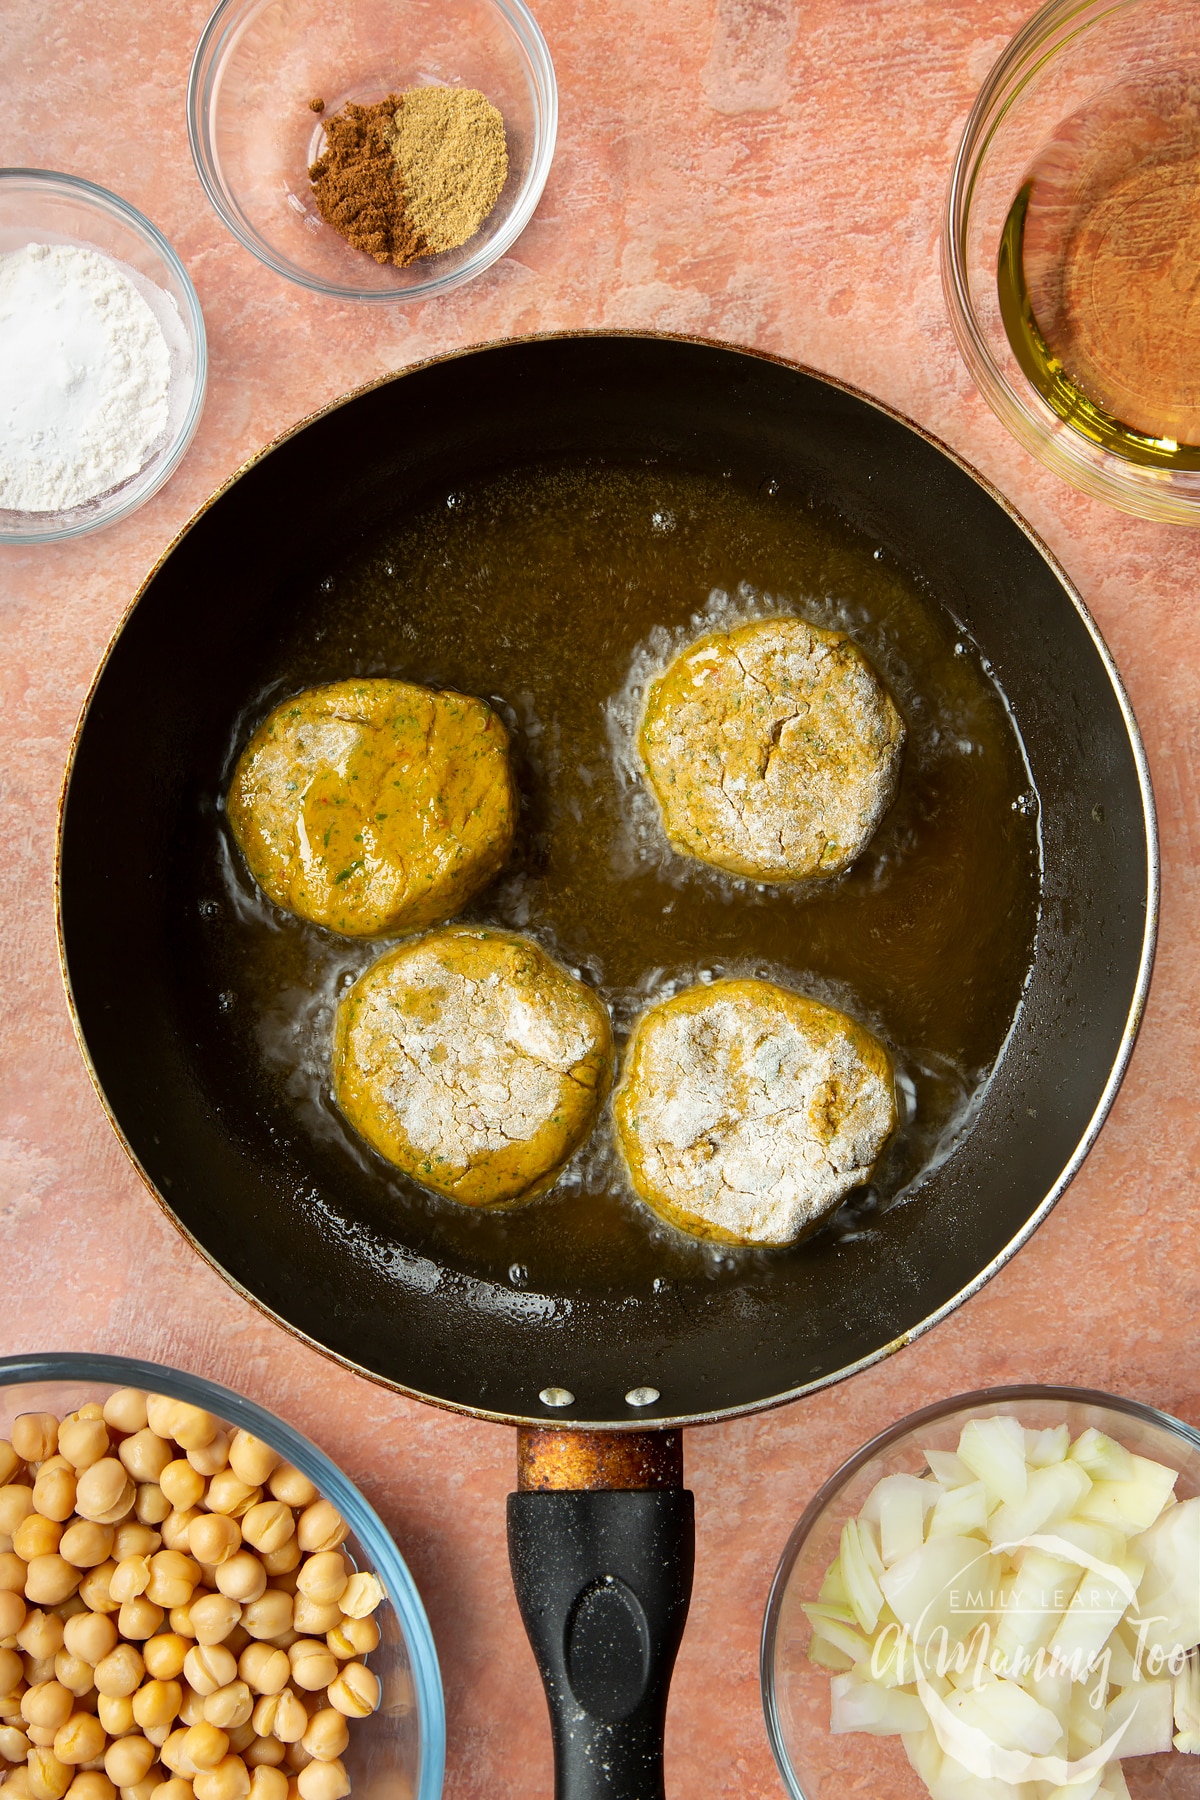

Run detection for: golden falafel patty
[[614, 977, 896, 1246], [226, 678, 516, 937], [333, 926, 614, 1206], [638, 616, 905, 881]]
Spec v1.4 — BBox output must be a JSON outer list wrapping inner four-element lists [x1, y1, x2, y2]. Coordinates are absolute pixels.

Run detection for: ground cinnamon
[[307, 86, 508, 269]]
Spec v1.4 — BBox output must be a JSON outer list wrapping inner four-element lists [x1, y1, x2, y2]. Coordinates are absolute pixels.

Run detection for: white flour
[[0, 242, 171, 513]]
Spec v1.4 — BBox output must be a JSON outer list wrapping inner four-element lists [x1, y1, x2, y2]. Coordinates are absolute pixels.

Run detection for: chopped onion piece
[[928, 1480, 989, 1540], [1070, 1429, 1135, 1482], [925, 1449, 976, 1490], [1133, 1494, 1200, 1658], [830, 1671, 927, 1736], [863, 1473, 935, 1565], [1026, 1423, 1071, 1467], [990, 1461, 1093, 1547], [1104, 1680, 1174, 1756], [958, 1415, 1028, 1507], [1174, 1650, 1200, 1752], [1075, 1454, 1177, 1535]]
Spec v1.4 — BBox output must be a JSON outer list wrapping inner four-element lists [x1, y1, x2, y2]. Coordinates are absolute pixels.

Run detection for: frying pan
[[58, 335, 1156, 1799]]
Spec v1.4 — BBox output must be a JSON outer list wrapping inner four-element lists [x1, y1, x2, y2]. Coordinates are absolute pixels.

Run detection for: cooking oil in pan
[[998, 73, 1200, 469], [202, 463, 1041, 1297]]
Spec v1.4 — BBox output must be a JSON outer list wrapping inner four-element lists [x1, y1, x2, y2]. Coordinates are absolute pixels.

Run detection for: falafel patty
[[227, 678, 515, 937], [614, 977, 896, 1246], [638, 616, 904, 881], [333, 926, 614, 1206]]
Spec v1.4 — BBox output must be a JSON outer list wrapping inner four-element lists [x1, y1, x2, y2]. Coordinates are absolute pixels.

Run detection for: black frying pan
[[58, 335, 1156, 1799]]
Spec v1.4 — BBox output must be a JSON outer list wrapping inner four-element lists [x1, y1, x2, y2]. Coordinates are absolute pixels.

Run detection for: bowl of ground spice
[[188, 0, 556, 301]]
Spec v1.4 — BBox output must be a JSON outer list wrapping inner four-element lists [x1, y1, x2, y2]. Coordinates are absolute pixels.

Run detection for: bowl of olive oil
[[943, 0, 1200, 525]]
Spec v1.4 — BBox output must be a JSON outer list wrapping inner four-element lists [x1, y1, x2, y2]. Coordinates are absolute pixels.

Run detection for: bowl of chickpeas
[[0, 1355, 444, 1800]]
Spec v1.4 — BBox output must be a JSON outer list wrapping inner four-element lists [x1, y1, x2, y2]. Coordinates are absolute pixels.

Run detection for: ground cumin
[[308, 87, 508, 268]]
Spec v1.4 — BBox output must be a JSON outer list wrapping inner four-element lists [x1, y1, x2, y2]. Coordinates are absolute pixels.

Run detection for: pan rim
[[54, 330, 1160, 1431]]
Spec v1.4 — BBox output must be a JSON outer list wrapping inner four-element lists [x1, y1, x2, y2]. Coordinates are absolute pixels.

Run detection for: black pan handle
[[507, 1432, 695, 1800]]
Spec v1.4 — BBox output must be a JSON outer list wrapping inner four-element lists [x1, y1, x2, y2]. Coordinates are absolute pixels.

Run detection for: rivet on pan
[[539, 1386, 575, 1408], [625, 1386, 660, 1407]]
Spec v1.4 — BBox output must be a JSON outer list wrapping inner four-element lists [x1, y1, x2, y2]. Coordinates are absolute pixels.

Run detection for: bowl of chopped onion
[[762, 1386, 1200, 1800], [0, 1353, 444, 1800]]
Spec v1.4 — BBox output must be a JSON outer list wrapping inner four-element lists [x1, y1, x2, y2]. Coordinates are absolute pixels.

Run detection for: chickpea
[[293, 1760, 346, 1800], [0, 1491, 35, 1538], [51, 1657, 93, 1701], [286, 1604, 338, 1644], [269, 1694, 305, 1749], [27, 1747, 73, 1800], [20, 1684, 74, 1732], [140, 1640, 188, 1685], [116, 1602, 163, 1646], [160, 1411, 216, 1460], [159, 1730, 197, 1779], [95, 1696, 133, 1738], [165, 1609, 195, 1644], [241, 1745, 283, 1775], [52, 1714, 106, 1767], [0, 1445, 22, 1488], [32, 1467, 77, 1528], [202, 1483, 258, 1527], [11, 1421, 58, 1468], [255, 1548, 297, 1586], [24, 1562, 80, 1610], [223, 1445, 276, 1496], [62, 1618, 116, 1672], [117, 1439, 171, 1490], [325, 1664, 377, 1720], [184, 1524, 238, 1574], [135, 1491, 171, 1532], [263, 1475, 313, 1515], [3, 1768, 34, 1800], [93, 1646, 144, 1701], [247, 1768, 286, 1800], [181, 1651, 235, 1701], [75, 1566, 118, 1617], [290, 1563, 344, 1614], [14, 1519, 64, 1563], [145, 1559, 199, 1615], [183, 1440, 229, 1483], [74, 1467, 133, 1531], [234, 1514, 289, 1564], [224, 1724, 254, 1760], [186, 1603, 239, 1652], [211, 1565, 261, 1612], [55, 1424, 110, 1476], [0, 1589, 26, 1639], [100, 1394, 147, 1438], [108, 1561, 151, 1608], [292, 1512, 343, 1562], [179, 1728, 226, 1775], [0, 1645, 24, 1693], [24, 1655, 59, 1688], [297, 1715, 344, 1768], [122, 1775, 164, 1800], [231, 1652, 286, 1704], [65, 1776, 116, 1800], [102, 1735, 156, 1789], [158, 1470, 203, 1517], [335, 1573, 381, 1622], [200, 1686, 251, 1735], [149, 1783, 193, 1800], [283, 1648, 333, 1699], [111, 1530, 159, 1566], [58, 1525, 114, 1573], [176, 1691, 205, 1729], [192, 1757, 249, 1800], [234, 1601, 288, 1650], [0, 1552, 28, 1594], [132, 1682, 182, 1733], [159, 1517, 200, 1559], [0, 1721, 31, 1759]]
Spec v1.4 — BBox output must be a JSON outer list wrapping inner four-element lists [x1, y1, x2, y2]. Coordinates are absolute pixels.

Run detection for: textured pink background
[[2, 2, 1199, 1796]]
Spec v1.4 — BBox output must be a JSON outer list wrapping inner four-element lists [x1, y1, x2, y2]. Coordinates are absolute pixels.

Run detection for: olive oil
[[998, 76, 1200, 470]]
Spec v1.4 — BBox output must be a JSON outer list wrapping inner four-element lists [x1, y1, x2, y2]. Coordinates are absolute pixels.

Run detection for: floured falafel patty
[[638, 616, 905, 881], [333, 926, 614, 1206], [614, 978, 896, 1246], [227, 678, 515, 937]]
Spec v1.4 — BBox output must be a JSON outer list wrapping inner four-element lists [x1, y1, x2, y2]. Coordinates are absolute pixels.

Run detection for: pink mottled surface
[[2, 3, 1198, 1797]]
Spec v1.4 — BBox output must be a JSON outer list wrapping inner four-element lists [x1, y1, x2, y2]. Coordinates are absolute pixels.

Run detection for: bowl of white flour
[[0, 169, 207, 543]]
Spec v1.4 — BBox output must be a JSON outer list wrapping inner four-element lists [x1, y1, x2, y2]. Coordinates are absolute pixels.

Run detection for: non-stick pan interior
[[59, 337, 1154, 1425]]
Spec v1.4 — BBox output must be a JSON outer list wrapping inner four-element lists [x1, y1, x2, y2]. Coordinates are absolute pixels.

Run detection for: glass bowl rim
[[0, 167, 208, 546], [940, 0, 1200, 525], [0, 1348, 446, 1800], [760, 1381, 1200, 1800], [186, 0, 558, 302]]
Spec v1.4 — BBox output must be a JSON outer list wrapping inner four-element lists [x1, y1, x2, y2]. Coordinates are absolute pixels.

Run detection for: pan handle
[[507, 1429, 694, 1800]]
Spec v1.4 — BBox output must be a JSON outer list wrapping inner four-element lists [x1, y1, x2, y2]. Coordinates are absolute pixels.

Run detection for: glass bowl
[[0, 171, 207, 545], [943, 0, 1200, 525], [0, 1351, 445, 1800], [762, 1385, 1200, 1799], [188, 0, 557, 301]]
